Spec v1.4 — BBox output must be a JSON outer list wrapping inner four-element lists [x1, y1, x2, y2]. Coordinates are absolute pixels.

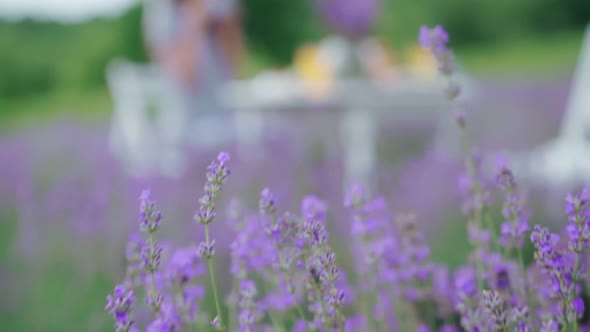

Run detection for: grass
[[456, 29, 584, 77], [0, 88, 112, 133]]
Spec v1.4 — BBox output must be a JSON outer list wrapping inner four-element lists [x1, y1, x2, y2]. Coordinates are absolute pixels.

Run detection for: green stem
[[304, 254, 331, 332], [572, 254, 580, 332], [205, 223, 225, 330], [337, 308, 345, 332], [276, 252, 311, 330], [148, 233, 159, 313], [456, 110, 490, 293], [313, 282, 332, 332], [517, 248, 535, 328], [293, 300, 309, 325], [365, 288, 387, 332], [375, 318, 388, 332], [228, 279, 238, 332], [387, 285, 409, 332], [267, 310, 283, 331]]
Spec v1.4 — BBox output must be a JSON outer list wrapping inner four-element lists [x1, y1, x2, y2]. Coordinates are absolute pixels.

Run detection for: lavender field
[[0, 51, 582, 332], [5, 0, 590, 327]]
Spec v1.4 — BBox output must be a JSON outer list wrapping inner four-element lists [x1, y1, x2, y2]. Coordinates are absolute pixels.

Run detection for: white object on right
[[509, 24, 590, 187]]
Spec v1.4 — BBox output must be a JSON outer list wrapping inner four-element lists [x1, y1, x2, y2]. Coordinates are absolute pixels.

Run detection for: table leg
[[340, 109, 377, 194]]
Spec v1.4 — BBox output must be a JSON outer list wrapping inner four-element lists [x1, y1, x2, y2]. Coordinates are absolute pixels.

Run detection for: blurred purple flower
[[313, 0, 380, 37]]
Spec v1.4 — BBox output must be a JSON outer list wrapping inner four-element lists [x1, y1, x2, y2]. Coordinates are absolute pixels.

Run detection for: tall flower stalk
[[138, 190, 163, 314], [106, 285, 139, 332], [495, 158, 534, 325], [195, 152, 231, 330], [420, 25, 496, 290]]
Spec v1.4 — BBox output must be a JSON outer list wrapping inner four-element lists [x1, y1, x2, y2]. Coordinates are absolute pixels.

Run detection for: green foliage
[[377, 0, 589, 48], [242, 0, 322, 66], [0, 4, 147, 100]]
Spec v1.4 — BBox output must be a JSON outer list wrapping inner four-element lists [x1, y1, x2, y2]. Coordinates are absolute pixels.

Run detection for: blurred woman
[[143, 0, 244, 146]]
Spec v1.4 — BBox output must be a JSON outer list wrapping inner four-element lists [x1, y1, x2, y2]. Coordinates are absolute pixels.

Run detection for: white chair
[[106, 59, 187, 177], [107, 57, 248, 177], [508, 24, 590, 188]]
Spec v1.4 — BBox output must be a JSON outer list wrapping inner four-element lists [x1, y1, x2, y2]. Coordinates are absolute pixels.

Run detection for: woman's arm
[[213, 10, 245, 78], [144, 0, 207, 86]]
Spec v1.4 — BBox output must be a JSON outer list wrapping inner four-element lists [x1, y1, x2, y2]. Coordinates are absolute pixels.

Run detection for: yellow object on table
[[405, 44, 437, 79], [293, 44, 334, 99]]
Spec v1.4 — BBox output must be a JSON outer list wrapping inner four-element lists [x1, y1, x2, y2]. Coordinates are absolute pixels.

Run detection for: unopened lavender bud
[[437, 50, 455, 76], [141, 240, 162, 272], [454, 109, 466, 128], [139, 190, 162, 233], [446, 81, 461, 100], [328, 288, 345, 307], [106, 285, 137, 332], [146, 291, 163, 312], [211, 316, 222, 331], [194, 205, 216, 225], [483, 289, 507, 329], [259, 187, 277, 215], [574, 297, 585, 319], [344, 183, 366, 209], [197, 240, 215, 259]]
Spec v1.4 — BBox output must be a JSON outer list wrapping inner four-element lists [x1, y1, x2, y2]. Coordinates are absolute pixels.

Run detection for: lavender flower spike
[[419, 25, 449, 52], [565, 187, 590, 254], [106, 285, 139, 332], [138, 189, 164, 313], [495, 157, 530, 250], [196, 152, 232, 331], [419, 25, 455, 75]]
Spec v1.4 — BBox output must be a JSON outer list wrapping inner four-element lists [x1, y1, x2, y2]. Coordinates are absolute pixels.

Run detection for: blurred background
[[0, 0, 589, 331]]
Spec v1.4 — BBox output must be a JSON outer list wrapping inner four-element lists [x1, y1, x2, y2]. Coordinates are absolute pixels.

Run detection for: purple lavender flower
[[147, 302, 181, 332], [96, 131, 590, 332], [139, 190, 162, 233], [433, 265, 455, 318], [483, 289, 507, 330], [540, 318, 559, 332], [392, 213, 435, 302], [136, 189, 165, 314], [160, 246, 207, 326], [259, 187, 277, 215], [531, 225, 578, 324], [419, 25, 455, 75], [573, 297, 585, 319], [301, 195, 328, 222], [345, 182, 396, 331], [312, 0, 379, 38], [565, 188, 590, 253], [300, 195, 346, 330], [195, 152, 231, 225], [195, 152, 232, 330], [238, 279, 262, 331], [495, 158, 530, 250], [197, 240, 216, 260], [141, 239, 163, 272], [226, 211, 274, 330], [344, 182, 366, 209], [106, 285, 138, 332], [124, 232, 145, 288], [455, 265, 481, 331], [531, 226, 561, 268], [419, 25, 449, 51], [510, 305, 531, 332]]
